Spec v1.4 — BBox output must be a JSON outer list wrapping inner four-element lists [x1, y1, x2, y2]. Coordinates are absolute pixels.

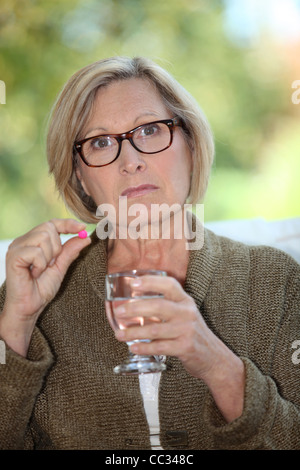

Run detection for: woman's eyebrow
[[83, 112, 162, 138], [133, 112, 161, 125], [83, 126, 107, 138]]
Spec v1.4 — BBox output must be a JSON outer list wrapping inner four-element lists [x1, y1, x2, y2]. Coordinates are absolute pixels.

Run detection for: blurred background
[[0, 0, 299, 240]]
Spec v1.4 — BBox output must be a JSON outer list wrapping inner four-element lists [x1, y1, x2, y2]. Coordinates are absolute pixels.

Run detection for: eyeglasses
[[74, 117, 182, 168]]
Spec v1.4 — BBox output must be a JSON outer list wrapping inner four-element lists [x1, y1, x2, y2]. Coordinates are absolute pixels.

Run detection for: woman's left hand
[[113, 275, 232, 379], [113, 274, 245, 422]]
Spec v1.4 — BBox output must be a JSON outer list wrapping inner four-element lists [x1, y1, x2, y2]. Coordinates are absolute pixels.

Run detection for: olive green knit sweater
[[0, 228, 299, 450]]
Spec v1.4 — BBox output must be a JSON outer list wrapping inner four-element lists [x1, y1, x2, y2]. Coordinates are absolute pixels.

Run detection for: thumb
[[55, 235, 91, 276]]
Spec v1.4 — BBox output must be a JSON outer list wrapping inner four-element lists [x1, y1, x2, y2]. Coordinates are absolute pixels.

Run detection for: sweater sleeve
[[0, 283, 53, 450], [202, 259, 300, 450]]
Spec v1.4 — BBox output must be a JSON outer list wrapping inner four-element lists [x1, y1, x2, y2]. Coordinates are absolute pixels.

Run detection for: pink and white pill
[[78, 230, 88, 239]]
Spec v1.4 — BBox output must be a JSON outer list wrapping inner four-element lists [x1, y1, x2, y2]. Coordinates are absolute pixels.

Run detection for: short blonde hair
[[47, 56, 214, 223]]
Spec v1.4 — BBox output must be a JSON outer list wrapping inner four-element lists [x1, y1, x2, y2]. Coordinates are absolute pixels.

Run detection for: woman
[[0, 57, 299, 450]]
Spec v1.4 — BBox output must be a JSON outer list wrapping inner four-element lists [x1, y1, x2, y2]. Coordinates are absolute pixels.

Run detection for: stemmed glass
[[105, 269, 167, 375]]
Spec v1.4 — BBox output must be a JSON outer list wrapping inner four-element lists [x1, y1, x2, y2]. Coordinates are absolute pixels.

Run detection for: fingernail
[[49, 258, 56, 267]]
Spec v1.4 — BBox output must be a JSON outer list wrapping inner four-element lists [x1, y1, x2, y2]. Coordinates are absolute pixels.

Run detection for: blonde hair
[[47, 56, 214, 223]]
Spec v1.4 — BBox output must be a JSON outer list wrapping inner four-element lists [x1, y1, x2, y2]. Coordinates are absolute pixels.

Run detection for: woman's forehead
[[84, 78, 169, 136], [95, 77, 165, 110]]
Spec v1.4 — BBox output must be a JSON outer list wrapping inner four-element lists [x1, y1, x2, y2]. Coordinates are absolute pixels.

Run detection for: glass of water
[[105, 269, 167, 375]]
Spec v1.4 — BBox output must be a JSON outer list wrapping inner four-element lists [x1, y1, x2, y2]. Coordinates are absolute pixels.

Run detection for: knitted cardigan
[[0, 228, 299, 450]]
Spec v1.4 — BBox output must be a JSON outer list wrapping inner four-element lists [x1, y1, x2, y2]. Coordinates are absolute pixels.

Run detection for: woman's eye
[[91, 137, 111, 149], [140, 124, 159, 137]]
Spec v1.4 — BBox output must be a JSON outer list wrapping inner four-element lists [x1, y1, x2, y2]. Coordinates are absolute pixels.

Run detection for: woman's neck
[[107, 227, 190, 285]]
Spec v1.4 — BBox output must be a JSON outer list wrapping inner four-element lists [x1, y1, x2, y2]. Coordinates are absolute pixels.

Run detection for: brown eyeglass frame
[[73, 116, 182, 168]]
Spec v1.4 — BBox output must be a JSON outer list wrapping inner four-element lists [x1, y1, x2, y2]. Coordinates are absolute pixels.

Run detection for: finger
[[17, 228, 61, 267], [113, 297, 180, 322], [9, 219, 86, 266], [130, 275, 187, 302], [53, 235, 91, 275], [34, 219, 88, 267], [129, 338, 177, 357], [10, 229, 59, 271], [115, 319, 179, 343], [47, 218, 87, 235], [9, 245, 49, 279]]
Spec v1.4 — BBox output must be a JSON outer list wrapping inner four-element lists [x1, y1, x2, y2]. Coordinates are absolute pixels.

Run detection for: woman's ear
[[75, 164, 91, 197], [188, 146, 194, 174], [75, 165, 82, 182]]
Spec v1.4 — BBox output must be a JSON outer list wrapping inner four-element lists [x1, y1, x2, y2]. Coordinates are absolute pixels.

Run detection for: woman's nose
[[118, 140, 147, 174]]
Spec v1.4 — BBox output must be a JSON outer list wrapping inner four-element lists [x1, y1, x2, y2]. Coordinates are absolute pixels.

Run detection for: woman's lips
[[121, 184, 159, 198]]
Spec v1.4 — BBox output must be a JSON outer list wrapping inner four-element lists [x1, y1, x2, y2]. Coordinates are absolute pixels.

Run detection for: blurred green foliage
[[0, 0, 299, 239]]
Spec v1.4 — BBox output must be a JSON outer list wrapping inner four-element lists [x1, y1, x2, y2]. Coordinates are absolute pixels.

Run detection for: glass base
[[113, 355, 166, 375]]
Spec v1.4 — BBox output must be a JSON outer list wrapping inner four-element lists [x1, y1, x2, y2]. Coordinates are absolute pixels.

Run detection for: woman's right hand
[[0, 218, 91, 356]]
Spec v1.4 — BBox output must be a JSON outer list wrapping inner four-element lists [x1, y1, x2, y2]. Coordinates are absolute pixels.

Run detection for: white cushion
[[205, 217, 300, 263]]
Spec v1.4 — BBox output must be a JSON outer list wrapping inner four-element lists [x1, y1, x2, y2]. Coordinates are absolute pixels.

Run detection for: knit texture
[[0, 226, 299, 449]]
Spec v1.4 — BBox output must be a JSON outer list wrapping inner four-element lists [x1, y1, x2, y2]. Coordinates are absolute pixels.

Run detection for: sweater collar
[[83, 230, 108, 301], [184, 221, 221, 306]]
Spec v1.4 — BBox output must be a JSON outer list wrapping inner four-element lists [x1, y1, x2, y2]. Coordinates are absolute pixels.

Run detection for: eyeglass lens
[[81, 121, 172, 166]]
